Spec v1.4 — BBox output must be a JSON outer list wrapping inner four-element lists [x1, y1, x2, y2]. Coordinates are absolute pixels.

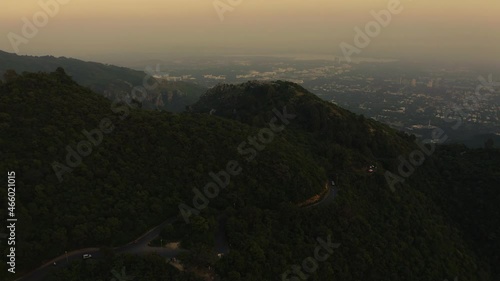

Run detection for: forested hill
[[0, 50, 145, 91], [0, 50, 206, 112], [192, 80, 415, 172], [192, 80, 500, 280], [0, 71, 498, 281], [0, 70, 325, 278]]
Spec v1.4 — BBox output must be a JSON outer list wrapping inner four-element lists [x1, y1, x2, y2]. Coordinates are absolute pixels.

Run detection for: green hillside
[[0, 70, 324, 279], [0, 72, 498, 281], [0, 51, 206, 112]]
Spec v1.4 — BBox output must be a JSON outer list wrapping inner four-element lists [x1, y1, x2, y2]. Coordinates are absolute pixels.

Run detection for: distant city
[[147, 56, 500, 144]]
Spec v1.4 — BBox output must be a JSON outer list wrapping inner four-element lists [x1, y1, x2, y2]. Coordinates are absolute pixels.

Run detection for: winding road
[[15, 182, 338, 281], [14, 217, 187, 281], [303, 181, 338, 209]]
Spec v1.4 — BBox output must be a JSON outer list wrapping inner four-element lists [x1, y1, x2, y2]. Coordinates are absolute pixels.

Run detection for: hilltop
[[0, 72, 498, 281], [0, 50, 206, 112]]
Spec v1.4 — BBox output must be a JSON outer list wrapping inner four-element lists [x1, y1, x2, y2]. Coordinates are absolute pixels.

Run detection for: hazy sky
[[1, 0, 499, 65]]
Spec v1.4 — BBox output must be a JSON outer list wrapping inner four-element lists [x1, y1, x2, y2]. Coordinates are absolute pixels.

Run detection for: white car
[[83, 254, 92, 259]]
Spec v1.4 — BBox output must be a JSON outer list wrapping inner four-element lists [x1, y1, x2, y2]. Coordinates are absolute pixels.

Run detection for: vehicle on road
[[83, 254, 92, 259], [52, 262, 57, 266]]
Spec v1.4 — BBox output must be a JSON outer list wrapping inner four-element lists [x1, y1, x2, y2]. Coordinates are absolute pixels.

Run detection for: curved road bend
[[15, 217, 187, 281], [303, 181, 337, 209], [215, 181, 338, 254], [17, 183, 338, 281]]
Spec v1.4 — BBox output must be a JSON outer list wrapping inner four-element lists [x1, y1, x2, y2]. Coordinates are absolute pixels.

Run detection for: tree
[[3, 69, 18, 82], [226, 271, 241, 280]]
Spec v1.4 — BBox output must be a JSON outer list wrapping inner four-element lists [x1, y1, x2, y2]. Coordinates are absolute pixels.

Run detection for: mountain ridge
[[0, 50, 206, 112], [0, 70, 498, 281]]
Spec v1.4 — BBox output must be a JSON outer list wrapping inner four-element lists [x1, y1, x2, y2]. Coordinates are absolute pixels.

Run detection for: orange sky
[[1, 0, 498, 64]]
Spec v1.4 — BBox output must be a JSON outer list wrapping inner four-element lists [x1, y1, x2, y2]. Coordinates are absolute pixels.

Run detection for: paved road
[[16, 182, 338, 281], [15, 217, 187, 281], [303, 181, 337, 209], [214, 181, 338, 255]]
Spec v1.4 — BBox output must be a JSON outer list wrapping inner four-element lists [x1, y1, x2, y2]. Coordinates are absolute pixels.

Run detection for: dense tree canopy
[[0, 71, 498, 281]]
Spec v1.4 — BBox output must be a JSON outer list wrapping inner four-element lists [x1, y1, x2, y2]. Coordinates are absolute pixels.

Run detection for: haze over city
[[2, 1, 500, 281], [2, 0, 499, 65]]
